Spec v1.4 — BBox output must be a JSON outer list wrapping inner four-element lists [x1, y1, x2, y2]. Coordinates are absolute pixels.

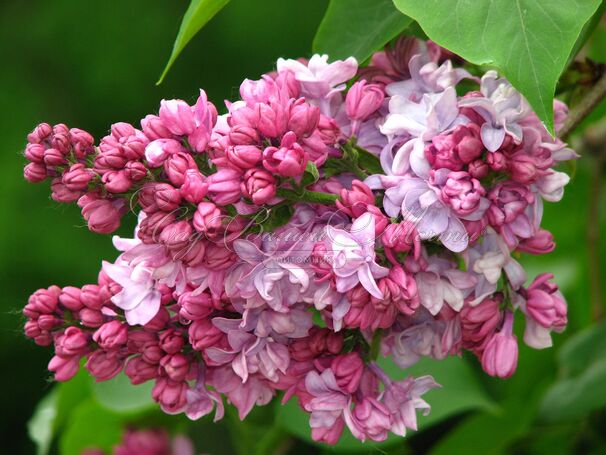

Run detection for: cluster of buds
[[23, 37, 573, 445]]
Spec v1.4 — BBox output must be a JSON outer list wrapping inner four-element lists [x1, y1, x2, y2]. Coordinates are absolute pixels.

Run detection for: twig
[[582, 121, 606, 321], [559, 70, 606, 140], [587, 153, 604, 321]]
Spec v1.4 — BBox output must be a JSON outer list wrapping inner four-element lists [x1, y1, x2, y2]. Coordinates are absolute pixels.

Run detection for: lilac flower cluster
[[22, 37, 573, 445]]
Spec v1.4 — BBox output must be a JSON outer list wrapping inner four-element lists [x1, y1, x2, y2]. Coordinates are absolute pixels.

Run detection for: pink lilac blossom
[[21, 36, 574, 446], [84, 427, 196, 455]]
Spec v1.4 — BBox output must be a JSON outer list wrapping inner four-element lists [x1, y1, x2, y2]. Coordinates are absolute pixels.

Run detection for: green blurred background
[[1, 1, 605, 454]]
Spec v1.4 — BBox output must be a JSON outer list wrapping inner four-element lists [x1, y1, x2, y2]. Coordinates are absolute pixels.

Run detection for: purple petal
[[438, 216, 468, 252], [124, 290, 161, 325], [480, 123, 505, 152], [358, 264, 383, 299]]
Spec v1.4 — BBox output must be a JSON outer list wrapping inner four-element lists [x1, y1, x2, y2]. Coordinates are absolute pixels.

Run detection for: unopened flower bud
[[241, 168, 276, 205], [49, 354, 81, 381], [180, 169, 208, 203], [331, 352, 364, 393], [346, 80, 384, 122], [24, 162, 48, 182], [27, 123, 53, 144], [263, 131, 307, 177], [102, 170, 132, 193], [141, 114, 172, 140], [63, 163, 94, 191], [481, 312, 518, 378], [93, 321, 128, 350], [85, 350, 124, 381], [159, 99, 196, 136]]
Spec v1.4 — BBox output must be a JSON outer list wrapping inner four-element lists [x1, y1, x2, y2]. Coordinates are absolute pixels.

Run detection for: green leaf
[[59, 399, 125, 455], [558, 322, 606, 378], [260, 204, 294, 232], [313, 0, 413, 62], [392, 0, 602, 134], [428, 345, 552, 455], [566, 2, 606, 67], [157, 0, 230, 84], [538, 323, 606, 422], [27, 368, 94, 453], [301, 161, 320, 187], [224, 406, 291, 455], [54, 368, 93, 431], [539, 358, 606, 422], [588, 15, 606, 63], [92, 372, 155, 413], [429, 401, 532, 455], [28, 390, 58, 455], [355, 146, 383, 175]]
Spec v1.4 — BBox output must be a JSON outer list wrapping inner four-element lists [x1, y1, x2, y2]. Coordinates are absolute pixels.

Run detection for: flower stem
[[582, 120, 606, 321], [276, 188, 338, 205], [369, 329, 383, 361]]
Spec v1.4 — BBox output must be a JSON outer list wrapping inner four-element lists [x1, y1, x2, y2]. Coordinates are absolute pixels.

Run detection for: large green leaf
[[27, 370, 157, 453], [392, 0, 602, 134], [59, 399, 125, 455], [28, 390, 58, 455], [54, 368, 94, 431], [92, 372, 155, 413], [27, 369, 93, 454], [557, 322, 606, 378], [588, 15, 606, 63], [157, 0, 230, 84], [566, 2, 606, 67], [277, 356, 494, 451], [539, 358, 606, 422], [429, 402, 531, 455], [313, 0, 413, 62], [539, 323, 606, 422], [428, 346, 553, 455]]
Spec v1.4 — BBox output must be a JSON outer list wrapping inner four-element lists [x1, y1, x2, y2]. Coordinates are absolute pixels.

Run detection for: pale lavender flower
[[244, 305, 313, 340], [534, 170, 570, 202], [380, 87, 461, 178], [465, 228, 526, 304], [210, 366, 273, 420], [415, 256, 477, 314], [386, 309, 461, 367], [515, 273, 567, 349], [383, 177, 470, 252], [386, 53, 471, 100], [102, 260, 161, 326], [459, 71, 530, 152], [206, 318, 290, 383], [185, 368, 224, 421], [381, 87, 460, 140], [344, 397, 392, 442], [326, 212, 389, 298], [301, 282, 350, 332], [277, 54, 358, 115], [304, 369, 350, 430], [225, 238, 311, 313], [186, 264, 230, 300], [371, 363, 439, 436]]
